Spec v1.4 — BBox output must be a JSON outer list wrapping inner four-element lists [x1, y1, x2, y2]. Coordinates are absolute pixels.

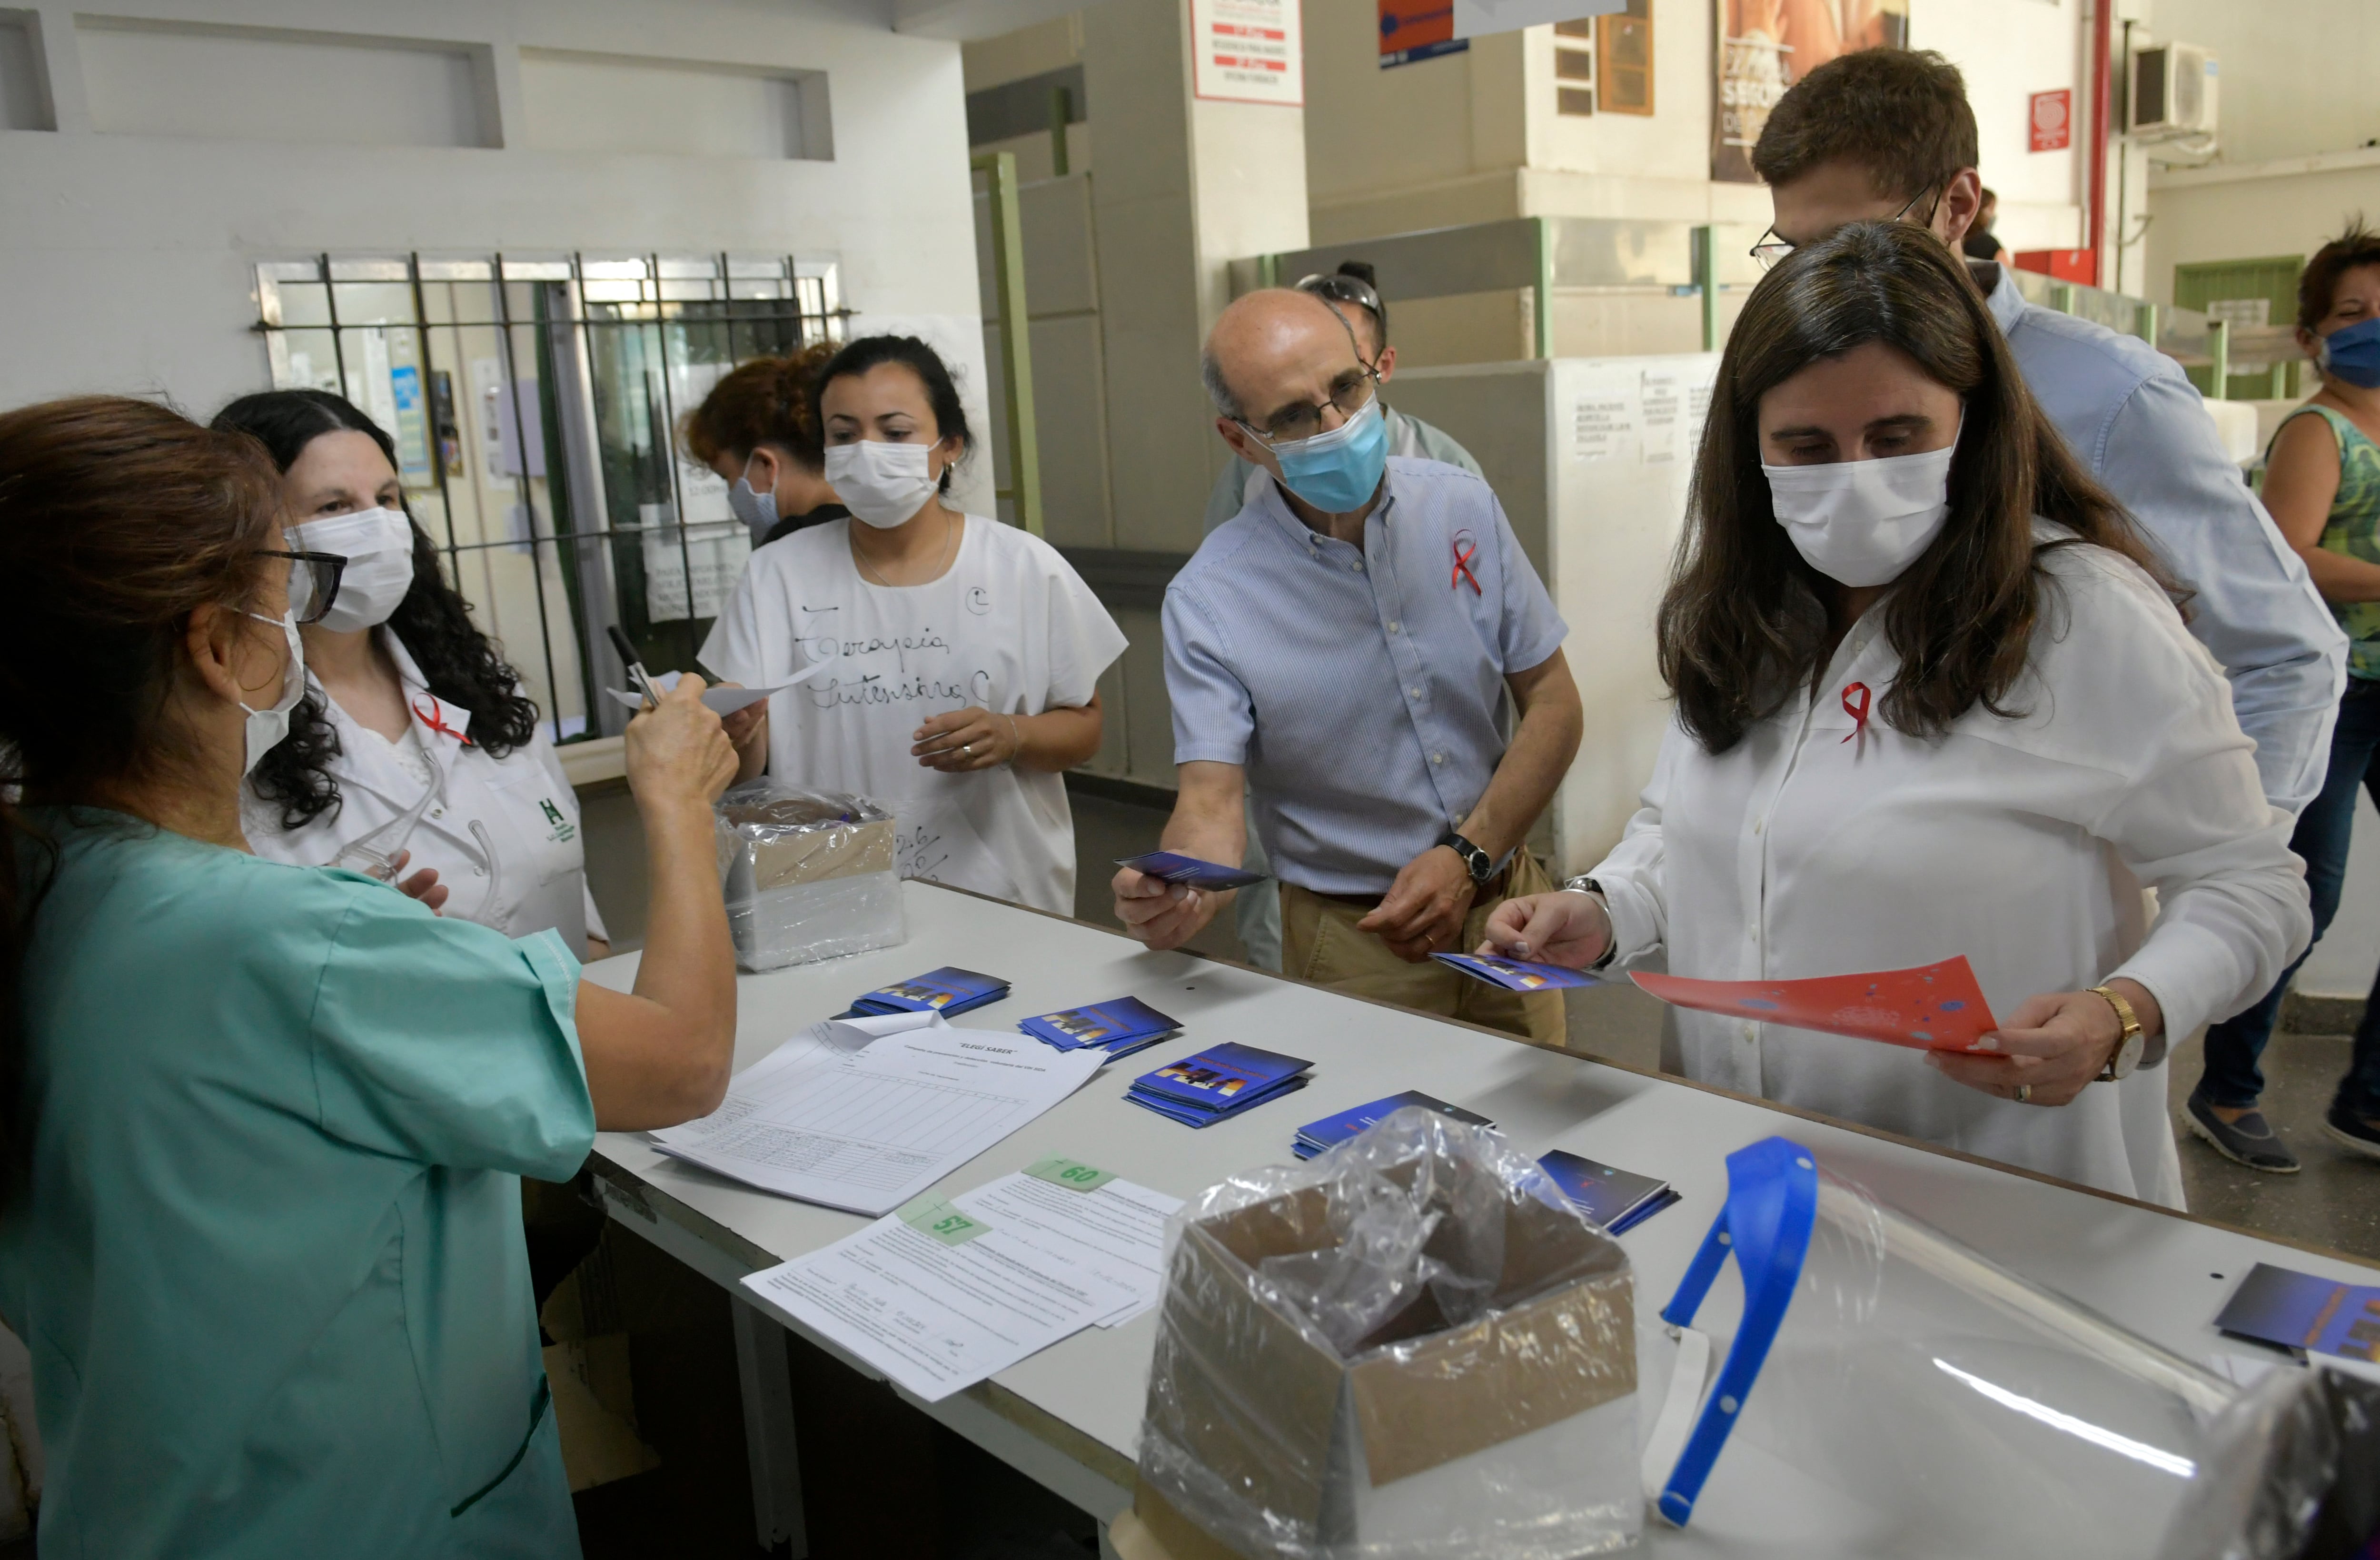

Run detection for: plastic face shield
[[1644, 1136, 2234, 1557]]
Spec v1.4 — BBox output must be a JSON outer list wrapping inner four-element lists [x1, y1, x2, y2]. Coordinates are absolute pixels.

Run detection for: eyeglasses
[[1238, 366, 1381, 446], [1296, 270, 1385, 321], [1749, 186, 1942, 271], [260, 549, 347, 626]]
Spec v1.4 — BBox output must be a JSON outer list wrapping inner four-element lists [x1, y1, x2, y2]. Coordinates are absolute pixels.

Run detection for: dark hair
[[209, 390, 539, 827], [1752, 49, 1977, 207], [812, 336, 973, 495], [0, 395, 284, 1201], [2297, 217, 2380, 334], [680, 343, 837, 470], [1660, 221, 2173, 753]]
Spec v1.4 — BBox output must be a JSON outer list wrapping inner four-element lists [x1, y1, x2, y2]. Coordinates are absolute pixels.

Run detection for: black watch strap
[[1439, 829, 1495, 886]]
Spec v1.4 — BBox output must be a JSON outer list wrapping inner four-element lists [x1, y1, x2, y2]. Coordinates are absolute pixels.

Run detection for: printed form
[[742, 1167, 1182, 1401], [649, 1017, 1106, 1216]]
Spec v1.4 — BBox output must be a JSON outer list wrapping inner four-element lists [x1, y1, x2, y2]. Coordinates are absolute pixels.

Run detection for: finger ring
[[2015, 1083, 2033, 1104], [962, 742, 972, 757]]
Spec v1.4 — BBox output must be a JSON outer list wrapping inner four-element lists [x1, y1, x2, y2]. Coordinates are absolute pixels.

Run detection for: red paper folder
[[1630, 957, 1999, 1053]]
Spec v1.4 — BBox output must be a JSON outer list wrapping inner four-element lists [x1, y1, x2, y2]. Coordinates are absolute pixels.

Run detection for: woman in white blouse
[[1485, 223, 2310, 1204], [214, 391, 611, 956]]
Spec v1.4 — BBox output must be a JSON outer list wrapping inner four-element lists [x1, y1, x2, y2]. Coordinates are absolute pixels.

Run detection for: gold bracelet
[[1002, 712, 1021, 765]]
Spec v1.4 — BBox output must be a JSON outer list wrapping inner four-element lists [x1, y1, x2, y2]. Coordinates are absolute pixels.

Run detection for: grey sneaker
[[2186, 1091, 2300, 1173], [2321, 1103, 2380, 1162]]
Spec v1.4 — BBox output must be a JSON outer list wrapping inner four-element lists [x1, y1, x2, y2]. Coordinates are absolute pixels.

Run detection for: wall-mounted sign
[[1452, 0, 1621, 41], [1379, 0, 1467, 68], [2029, 88, 2072, 152], [1191, 0, 1304, 105], [1712, 0, 1906, 183]]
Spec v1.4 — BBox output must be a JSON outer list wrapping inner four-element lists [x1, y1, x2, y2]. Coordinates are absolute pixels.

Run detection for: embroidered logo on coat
[[540, 798, 575, 843]]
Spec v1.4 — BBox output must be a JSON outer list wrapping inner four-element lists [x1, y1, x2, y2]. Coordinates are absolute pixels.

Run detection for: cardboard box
[[1139, 1177, 1640, 1558]]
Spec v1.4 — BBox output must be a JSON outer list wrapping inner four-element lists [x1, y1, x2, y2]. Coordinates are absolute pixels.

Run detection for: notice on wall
[[1639, 368, 1685, 466], [2029, 88, 2072, 153], [1379, 0, 1467, 68], [1573, 391, 1638, 466], [1569, 358, 1722, 470], [1712, 0, 1906, 182], [1452, 0, 1619, 41], [1191, 0, 1303, 106]]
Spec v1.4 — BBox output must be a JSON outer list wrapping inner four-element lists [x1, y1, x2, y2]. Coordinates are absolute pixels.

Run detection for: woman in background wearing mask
[[213, 391, 612, 956], [701, 335, 1124, 914], [682, 344, 848, 550], [2184, 222, 2380, 1170], [1479, 224, 2308, 1203]]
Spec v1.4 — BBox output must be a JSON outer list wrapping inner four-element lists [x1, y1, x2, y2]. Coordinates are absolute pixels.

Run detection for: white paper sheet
[[949, 1172, 1185, 1328], [651, 1023, 1106, 1216], [607, 664, 825, 714], [742, 1211, 1140, 1403]]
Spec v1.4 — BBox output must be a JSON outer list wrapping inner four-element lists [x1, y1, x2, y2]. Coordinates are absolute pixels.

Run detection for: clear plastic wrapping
[[713, 781, 904, 972], [2154, 1364, 2380, 1560], [1137, 1107, 1640, 1560]]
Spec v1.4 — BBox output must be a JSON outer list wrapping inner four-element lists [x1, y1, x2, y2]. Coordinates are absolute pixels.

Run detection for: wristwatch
[[2090, 984, 2144, 1081], [1438, 829, 1496, 887], [1561, 874, 1620, 973]]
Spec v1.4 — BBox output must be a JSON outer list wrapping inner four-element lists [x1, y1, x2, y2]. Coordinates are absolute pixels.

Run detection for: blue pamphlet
[[1293, 1090, 1494, 1160], [1538, 1149, 1677, 1234], [2215, 1262, 2380, 1364], [1116, 851, 1270, 892], [1433, 952, 1598, 992], [1129, 1074, 1309, 1128], [1020, 996, 1181, 1053], [850, 966, 1011, 1017], [1126, 1042, 1312, 1126]]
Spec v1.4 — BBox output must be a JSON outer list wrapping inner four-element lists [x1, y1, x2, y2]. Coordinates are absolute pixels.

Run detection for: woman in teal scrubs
[[0, 396, 742, 1556]]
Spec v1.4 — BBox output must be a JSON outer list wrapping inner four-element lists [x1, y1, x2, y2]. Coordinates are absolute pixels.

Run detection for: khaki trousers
[[1279, 849, 1567, 1049]]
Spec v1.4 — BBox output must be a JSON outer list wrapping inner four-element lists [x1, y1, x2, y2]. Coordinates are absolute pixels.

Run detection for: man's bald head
[[1201, 288, 1365, 426]]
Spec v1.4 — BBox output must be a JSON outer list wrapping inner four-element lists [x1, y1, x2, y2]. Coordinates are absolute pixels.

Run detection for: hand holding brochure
[[1115, 850, 1269, 892], [1126, 1042, 1311, 1128], [1630, 956, 1999, 1053], [1434, 952, 1598, 992]]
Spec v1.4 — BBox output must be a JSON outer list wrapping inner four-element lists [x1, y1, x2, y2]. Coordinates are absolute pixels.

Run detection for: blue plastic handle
[[1653, 1135, 1820, 1527]]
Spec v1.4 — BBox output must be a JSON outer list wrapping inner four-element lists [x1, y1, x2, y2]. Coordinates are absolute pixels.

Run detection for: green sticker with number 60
[[896, 1195, 988, 1246], [1025, 1156, 1117, 1193]]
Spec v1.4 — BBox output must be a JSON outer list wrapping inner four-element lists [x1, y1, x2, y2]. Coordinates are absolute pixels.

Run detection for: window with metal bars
[[253, 253, 846, 747]]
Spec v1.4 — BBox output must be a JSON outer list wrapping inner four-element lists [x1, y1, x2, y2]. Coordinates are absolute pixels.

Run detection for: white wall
[[0, 0, 992, 518]]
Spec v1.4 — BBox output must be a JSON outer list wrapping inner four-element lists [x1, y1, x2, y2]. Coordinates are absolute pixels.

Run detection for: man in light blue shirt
[[1754, 49, 2346, 817], [1112, 289, 1584, 1044]]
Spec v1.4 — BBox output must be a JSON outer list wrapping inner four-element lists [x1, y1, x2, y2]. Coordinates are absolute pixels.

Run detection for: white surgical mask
[[727, 454, 779, 546], [288, 507, 416, 631], [1762, 429, 1959, 587], [239, 609, 307, 775], [824, 438, 941, 529]]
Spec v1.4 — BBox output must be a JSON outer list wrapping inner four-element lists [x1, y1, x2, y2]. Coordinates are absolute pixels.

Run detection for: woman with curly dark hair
[[211, 390, 611, 956]]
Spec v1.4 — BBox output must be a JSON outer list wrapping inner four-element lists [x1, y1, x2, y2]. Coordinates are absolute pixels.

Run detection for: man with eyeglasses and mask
[[1195, 262, 1486, 973], [1754, 48, 2346, 1169], [1112, 288, 1583, 1047]]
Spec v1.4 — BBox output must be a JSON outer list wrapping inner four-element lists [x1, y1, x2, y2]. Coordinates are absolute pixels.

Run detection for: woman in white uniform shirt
[[213, 391, 611, 956], [702, 336, 1125, 913], [1484, 223, 2311, 1204]]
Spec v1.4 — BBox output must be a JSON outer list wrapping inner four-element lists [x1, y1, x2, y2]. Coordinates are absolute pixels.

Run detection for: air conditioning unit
[[2128, 42, 2218, 140]]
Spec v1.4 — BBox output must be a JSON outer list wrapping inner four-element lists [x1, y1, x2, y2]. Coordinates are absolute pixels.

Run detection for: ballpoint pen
[[607, 624, 663, 710]]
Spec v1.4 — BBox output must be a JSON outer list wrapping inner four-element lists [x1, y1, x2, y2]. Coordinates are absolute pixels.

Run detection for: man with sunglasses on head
[[1196, 262, 1486, 971], [1753, 48, 2346, 1171], [1112, 288, 1584, 1046]]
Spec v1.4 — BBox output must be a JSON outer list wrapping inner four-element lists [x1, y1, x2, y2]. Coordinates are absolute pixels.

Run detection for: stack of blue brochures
[[1292, 1090, 1494, 1160], [843, 966, 1011, 1019], [1537, 1149, 1679, 1234], [1018, 996, 1182, 1062], [1126, 1042, 1312, 1127]]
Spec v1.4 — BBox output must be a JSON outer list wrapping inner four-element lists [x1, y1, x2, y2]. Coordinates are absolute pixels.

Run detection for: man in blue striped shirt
[[1111, 289, 1584, 1045]]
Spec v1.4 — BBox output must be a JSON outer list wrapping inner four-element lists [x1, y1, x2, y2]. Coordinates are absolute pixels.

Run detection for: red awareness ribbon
[[1450, 533, 1482, 595], [1840, 682, 1871, 746], [414, 697, 473, 745]]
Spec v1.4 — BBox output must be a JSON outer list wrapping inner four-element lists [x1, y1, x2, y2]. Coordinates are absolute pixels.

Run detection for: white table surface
[[586, 882, 2380, 1556]]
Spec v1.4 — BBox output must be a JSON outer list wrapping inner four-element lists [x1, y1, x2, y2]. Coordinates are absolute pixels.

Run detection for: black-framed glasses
[[1749, 186, 1941, 270], [260, 549, 347, 626], [1237, 366, 1382, 446], [1296, 270, 1385, 322]]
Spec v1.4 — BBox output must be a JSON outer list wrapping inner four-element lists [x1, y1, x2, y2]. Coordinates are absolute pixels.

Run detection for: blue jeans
[[2198, 677, 2380, 1115]]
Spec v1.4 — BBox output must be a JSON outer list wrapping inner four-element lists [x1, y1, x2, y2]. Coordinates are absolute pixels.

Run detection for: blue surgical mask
[[2318, 317, 2380, 389], [728, 455, 778, 545], [1269, 397, 1389, 514]]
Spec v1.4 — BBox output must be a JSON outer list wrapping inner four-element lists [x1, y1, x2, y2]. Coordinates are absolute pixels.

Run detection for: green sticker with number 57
[[896, 1195, 988, 1246], [1025, 1156, 1117, 1193]]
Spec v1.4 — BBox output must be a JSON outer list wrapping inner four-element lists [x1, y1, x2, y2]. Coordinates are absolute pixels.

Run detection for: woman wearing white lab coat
[[1483, 224, 2311, 1205], [214, 390, 610, 955]]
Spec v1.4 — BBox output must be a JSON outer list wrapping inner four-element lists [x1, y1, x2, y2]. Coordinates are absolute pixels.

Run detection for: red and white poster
[[1191, 0, 1304, 106], [1712, 0, 1907, 183], [2029, 88, 2072, 153]]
